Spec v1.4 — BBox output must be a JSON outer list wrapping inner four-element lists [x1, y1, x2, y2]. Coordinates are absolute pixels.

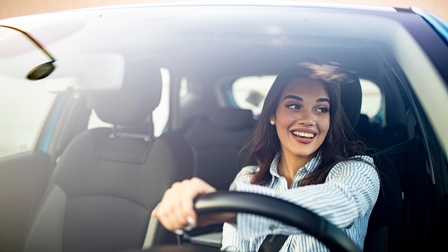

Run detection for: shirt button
[[269, 225, 276, 231]]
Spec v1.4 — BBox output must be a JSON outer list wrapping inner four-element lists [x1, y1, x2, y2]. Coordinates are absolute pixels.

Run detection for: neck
[[278, 152, 311, 187]]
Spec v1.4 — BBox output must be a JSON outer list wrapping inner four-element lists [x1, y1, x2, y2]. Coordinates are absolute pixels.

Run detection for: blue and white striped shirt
[[221, 152, 379, 251]]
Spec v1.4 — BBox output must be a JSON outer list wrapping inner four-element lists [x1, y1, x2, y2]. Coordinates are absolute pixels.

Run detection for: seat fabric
[[182, 108, 256, 191], [356, 114, 405, 252], [339, 75, 403, 252], [24, 59, 194, 252]]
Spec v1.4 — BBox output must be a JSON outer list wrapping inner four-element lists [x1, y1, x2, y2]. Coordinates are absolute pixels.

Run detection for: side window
[[359, 79, 382, 118], [153, 68, 170, 136], [231, 76, 275, 117], [0, 77, 56, 158], [231, 75, 382, 119], [87, 68, 170, 137]]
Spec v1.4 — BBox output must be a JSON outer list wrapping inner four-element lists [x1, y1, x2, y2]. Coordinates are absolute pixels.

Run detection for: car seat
[[182, 108, 256, 191], [328, 74, 402, 252], [352, 114, 403, 250], [24, 59, 194, 252]]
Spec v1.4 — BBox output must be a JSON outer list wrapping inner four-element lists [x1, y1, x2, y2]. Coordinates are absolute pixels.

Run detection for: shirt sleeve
[[231, 156, 380, 239]]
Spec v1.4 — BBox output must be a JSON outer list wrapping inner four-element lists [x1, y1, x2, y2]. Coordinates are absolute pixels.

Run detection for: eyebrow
[[283, 95, 330, 103]]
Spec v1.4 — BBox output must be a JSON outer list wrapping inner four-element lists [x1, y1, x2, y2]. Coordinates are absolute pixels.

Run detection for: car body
[[0, 1, 447, 251]]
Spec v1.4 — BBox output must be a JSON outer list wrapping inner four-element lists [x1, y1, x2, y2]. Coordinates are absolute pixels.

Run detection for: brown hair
[[241, 58, 370, 186]]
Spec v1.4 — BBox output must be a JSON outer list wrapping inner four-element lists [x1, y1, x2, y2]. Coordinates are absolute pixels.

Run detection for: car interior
[[0, 5, 446, 252], [21, 51, 434, 252]]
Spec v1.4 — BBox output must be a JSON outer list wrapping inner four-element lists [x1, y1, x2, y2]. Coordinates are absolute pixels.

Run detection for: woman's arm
[[233, 156, 379, 238], [151, 177, 235, 231]]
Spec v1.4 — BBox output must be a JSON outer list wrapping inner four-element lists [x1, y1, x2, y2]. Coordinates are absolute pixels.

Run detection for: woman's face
[[271, 77, 330, 162]]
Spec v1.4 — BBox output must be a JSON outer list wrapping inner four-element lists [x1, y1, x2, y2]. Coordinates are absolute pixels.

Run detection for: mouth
[[291, 131, 316, 139]]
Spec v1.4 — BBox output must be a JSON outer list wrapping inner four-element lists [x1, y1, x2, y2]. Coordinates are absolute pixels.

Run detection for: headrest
[[340, 73, 362, 127], [209, 108, 255, 130], [93, 59, 162, 126], [355, 114, 369, 132]]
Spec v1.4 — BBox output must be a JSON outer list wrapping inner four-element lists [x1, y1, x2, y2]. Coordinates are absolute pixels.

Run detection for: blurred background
[[1, 0, 447, 21]]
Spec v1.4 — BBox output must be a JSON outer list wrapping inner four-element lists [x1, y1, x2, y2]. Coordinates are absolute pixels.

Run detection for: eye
[[315, 107, 330, 113], [286, 103, 301, 110]]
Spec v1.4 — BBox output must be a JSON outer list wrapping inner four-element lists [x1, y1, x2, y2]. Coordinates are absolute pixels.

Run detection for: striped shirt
[[221, 152, 379, 251]]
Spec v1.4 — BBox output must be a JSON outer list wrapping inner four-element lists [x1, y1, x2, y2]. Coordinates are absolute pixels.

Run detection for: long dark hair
[[242, 58, 371, 186]]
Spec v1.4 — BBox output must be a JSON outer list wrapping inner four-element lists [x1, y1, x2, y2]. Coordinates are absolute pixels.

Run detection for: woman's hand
[[151, 177, 217, 232]]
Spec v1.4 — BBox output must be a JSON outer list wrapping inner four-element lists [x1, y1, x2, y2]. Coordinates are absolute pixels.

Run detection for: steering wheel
[[144, 191, 360, 252]]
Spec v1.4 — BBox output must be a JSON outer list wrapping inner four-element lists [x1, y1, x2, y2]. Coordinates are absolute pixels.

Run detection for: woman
[[152, 58, 380, 251]]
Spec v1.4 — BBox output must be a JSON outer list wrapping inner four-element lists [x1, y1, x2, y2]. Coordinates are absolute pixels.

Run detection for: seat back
[[337, 74, 403, 252], [182, 108, 256, 191], [364, 154, 403, 252], [24, 59, 194, 252], [356, 117, 405, 252]]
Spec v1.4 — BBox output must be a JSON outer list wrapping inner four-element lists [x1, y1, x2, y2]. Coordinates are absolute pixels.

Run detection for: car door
[[0, 84, 90, 251]]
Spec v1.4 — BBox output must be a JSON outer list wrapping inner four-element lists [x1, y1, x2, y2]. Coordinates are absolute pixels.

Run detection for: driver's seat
[[333, 73, 402, 252], [341, 76, 402, 252]]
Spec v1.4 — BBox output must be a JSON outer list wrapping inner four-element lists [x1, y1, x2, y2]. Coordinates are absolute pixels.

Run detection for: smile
[[292, 131, 315, 139]]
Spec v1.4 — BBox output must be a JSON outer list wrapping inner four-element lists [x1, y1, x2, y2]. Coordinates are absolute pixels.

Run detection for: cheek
[[275, 119, 290, 136], [320, 118, 330, 136], [275, 111, 295, 127]]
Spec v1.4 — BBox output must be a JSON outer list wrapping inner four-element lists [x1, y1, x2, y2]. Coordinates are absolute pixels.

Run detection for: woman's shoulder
[[329, 155, 377, 177], [336, 154, 375, 167], [349, 155, 375, 165]]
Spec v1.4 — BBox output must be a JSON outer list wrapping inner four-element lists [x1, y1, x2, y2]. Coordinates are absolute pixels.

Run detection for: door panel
[[0, 151, 54, 251]]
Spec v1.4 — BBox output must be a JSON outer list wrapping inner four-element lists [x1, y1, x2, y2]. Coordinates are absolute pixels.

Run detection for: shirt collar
[[269, 151, 322, 178]]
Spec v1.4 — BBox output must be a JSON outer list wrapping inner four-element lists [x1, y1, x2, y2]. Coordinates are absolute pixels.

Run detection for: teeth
[[292, 131, 315, 138]]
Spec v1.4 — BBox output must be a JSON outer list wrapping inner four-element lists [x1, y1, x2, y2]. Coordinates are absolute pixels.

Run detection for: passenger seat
[[24, 59, 194, 252]]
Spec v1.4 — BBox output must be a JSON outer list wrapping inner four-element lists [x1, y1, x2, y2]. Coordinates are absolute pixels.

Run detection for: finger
[[153, 178, 217, 231], [157, 200, 185, 231], [181, 178, 216, 226], [161, 180, 194, 230], [158, 186, 188, 231], [178, 187, 199, 228], [191, 177, 217, 194], [151, 203, 160, 217]]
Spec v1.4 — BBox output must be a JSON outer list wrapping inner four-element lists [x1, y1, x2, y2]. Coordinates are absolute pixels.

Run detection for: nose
[[298, 110, 315, 126]]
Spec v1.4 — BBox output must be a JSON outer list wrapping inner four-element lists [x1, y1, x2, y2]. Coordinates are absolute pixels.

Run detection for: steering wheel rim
[[194, 191, 360, 252]]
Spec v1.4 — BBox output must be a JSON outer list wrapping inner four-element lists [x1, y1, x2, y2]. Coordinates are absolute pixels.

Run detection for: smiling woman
[[152, 58, 380, 252], [271, 77, 331, 171]]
